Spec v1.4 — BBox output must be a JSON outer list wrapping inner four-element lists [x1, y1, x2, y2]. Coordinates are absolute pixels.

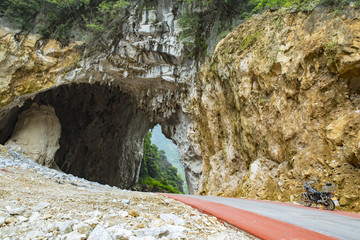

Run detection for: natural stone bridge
[[0, 1, 202, 193]]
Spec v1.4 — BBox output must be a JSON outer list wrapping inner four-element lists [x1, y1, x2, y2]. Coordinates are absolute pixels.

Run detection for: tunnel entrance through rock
[[0, 83, 151, 189], [150, 124, 188, 194]]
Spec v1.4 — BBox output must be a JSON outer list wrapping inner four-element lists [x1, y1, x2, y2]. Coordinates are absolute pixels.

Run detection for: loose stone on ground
[[0, 145, 252, 239]]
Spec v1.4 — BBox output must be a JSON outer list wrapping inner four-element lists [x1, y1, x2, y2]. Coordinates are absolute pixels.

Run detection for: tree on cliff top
[[0, 0, 129, 45], [248, 0, 360, 13]]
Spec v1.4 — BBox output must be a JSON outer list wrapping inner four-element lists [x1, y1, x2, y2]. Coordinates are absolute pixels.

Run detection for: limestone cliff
[[0, 0, 202, 191], [191, 8, 360, 212]]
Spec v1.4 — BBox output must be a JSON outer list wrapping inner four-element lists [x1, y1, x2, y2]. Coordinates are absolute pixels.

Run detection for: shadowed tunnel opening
[[0, 83, 152, 188]]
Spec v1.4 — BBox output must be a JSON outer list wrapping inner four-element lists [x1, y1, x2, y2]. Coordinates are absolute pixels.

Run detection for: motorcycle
[[300, 178, 339, 211]]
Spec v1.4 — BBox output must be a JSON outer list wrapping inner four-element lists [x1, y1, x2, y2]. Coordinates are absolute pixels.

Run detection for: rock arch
[[0, 82, 202, 192]]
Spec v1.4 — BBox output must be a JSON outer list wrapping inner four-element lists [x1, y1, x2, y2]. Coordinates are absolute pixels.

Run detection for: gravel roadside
[[0, 145, 253, 240]]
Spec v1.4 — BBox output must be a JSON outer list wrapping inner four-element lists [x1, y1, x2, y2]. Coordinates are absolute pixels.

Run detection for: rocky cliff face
[[1, 2, 360, 212], [0, 0, 202, 191], [191, 8, 360, 212]]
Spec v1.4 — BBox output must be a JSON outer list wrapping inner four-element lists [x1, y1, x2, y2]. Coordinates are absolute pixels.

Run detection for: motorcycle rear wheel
[[324, 199, 335, 211], [300, 193, 312, 207]]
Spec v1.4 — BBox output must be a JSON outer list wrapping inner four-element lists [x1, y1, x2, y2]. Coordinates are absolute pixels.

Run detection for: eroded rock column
[[5, 103, 61, 169]]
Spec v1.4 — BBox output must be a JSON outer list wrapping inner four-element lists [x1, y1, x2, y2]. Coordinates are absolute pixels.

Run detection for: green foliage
[[183, 0, 213, 4], [318, 0, 351, 7], [177, 0, 360, 60], [217, 30, 230, 42], [324, 40, 339, 68], [1, 0, 129, 46], [2, 0, 41, 30], [249, 0, 359, 13], [178, 0, 253, 59], [139, 177, 180, 194], [239, 29, 263, 52], [138, 131, 184, 194], [98, 0, 129, 17], [3, 0, 359, 57], [179, 11, 204, 58], [150, 125, 188, 194]]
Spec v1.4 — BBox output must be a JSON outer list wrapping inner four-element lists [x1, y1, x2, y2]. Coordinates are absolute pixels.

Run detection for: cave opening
[[148, 124, 188, 194], [0, 83, 151, 189], [0, 81, 200, 193]]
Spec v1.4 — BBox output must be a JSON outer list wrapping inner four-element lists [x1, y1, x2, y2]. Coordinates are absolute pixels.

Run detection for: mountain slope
[[151, 125, 188, 194]]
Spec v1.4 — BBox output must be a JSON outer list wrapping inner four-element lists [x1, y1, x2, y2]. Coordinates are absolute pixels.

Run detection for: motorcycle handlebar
[[303, 181, 313, 186], [302, 181, 314, 189]]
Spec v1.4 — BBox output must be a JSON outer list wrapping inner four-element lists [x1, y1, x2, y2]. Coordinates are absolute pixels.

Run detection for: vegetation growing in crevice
[[133, 131, 184, 194], [178, 0, 253, 59], [177, 0, 360, 60]]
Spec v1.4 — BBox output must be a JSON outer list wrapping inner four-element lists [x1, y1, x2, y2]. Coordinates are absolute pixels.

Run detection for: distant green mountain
[[135, 131, 184, 194], [151, 125, 188, 194]]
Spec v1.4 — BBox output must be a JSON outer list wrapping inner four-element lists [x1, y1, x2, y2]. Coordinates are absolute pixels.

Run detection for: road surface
[[162, 194, 360, 240]]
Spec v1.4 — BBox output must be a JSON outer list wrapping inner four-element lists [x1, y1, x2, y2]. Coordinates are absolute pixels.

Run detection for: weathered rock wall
[[0, 0, 202, 191], [191, 8, 360, 211]]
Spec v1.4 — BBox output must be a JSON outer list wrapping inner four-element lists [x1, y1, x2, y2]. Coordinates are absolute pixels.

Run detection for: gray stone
[[73, 222, 92, 236], [88, 224, 113, 240], [46, 223, 56, 233], [29, 212, 41, 223], [135, 227, 169, 238], [89, 210, 102, 218], [56, 220, 73, 235], [208, 232, 232, 240], [25, 230, 46, 239], [159, 213, 185, 226], [0, 144, 250, 240], [0, 217, 5, 226], [17, 216, 28, 222], [64, 231, 87, 240], [85, 218, 99, 229], [163, 225, 188, 238], [118, 210, 129, 217], [5, 206, 25, 215], [33, 202, 50, 211], [107, 225, 132, 240]]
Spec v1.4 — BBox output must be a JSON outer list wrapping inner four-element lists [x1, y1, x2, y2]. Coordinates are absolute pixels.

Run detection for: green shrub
[[1, 0, 129, 46], [139, 177, 181, 194], [2, 0, 41, 30], [137, 131, 184, 194], [248, 0, 359, 13]]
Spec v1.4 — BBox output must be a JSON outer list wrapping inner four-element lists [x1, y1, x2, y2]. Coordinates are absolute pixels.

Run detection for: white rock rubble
[[0, 145, 253, 240]]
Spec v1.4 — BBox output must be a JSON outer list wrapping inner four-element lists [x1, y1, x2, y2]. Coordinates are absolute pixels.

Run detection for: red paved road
[[160, 194, 355, 240]]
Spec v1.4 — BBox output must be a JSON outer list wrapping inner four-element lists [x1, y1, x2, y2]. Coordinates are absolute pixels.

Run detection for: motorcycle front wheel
[[324, 199, 335, 211], [300, 193, 312, 207]]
